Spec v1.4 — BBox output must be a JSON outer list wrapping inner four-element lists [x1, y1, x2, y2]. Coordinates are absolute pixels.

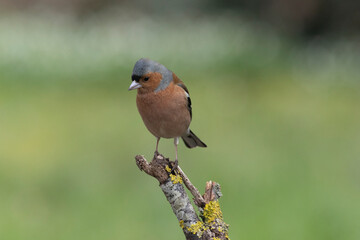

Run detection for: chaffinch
[[129, 58, 206, 169]]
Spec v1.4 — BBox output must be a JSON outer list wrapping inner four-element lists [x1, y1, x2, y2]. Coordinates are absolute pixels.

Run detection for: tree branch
[[177, 166, 206, 207], [135, 154, 230, 240]]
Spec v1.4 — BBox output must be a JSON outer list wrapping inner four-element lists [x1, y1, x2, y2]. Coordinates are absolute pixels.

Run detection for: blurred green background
[[1, 1, 360, 239]]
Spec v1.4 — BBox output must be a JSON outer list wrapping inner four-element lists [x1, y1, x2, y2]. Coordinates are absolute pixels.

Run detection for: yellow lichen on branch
[[187, 221, 208, 237], [202, 200, 230, 239], [204, 200, 223, 223], [165, 165, 172, 173], [179, 220, 185, 229], [170, 173, 183, 184], [165, 165, 183, 184]]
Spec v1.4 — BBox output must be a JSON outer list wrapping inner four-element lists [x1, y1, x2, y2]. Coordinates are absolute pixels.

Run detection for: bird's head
[[129, 58, 173, 93]]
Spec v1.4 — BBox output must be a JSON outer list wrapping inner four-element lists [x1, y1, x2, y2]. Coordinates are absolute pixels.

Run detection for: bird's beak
[[128, 81, 142, 91]]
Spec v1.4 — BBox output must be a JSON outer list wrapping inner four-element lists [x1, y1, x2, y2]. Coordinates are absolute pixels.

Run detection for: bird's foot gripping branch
[[135, 154, 230, 240]]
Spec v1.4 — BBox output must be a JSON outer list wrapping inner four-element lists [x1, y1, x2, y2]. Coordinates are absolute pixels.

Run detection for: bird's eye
[[144, 77, 149, 82]]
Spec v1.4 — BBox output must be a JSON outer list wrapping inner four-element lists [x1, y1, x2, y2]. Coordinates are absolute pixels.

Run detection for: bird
[[128, 58, 207, 170]]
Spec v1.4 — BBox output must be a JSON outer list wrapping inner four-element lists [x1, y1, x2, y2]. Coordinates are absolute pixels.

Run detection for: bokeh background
[[1, 0, 360, 239]]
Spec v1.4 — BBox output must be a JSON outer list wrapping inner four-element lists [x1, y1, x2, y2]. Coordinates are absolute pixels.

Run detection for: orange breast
[[136, 83, 191, 138]]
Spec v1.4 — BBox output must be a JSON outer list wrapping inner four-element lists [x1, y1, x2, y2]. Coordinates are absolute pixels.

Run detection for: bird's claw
[[153, 150, 160, 159], [171, 159, 178, 175]]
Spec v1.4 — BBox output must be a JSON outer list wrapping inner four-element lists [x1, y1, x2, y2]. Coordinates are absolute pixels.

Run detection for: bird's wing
[[173, 73, 192, 119]]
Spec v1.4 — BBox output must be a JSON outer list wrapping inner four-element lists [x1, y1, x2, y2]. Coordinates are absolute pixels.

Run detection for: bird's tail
[[181, 130, 207, 148]]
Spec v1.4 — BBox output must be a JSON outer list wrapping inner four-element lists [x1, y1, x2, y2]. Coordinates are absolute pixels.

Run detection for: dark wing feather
[[173, 73, 192, 119], [176, 82, 192, 119]]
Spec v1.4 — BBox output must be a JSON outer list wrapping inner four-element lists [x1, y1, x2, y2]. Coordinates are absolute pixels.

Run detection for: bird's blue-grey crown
[[132, 58, 173, 92]]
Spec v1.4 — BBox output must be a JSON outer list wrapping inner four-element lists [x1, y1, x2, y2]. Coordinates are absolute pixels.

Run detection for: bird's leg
[[172, 137, 179, 173], [154, 137, 160, 158]]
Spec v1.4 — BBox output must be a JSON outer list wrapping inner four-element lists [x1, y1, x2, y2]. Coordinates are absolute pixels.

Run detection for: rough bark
[[135, 153, 230, 240]]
